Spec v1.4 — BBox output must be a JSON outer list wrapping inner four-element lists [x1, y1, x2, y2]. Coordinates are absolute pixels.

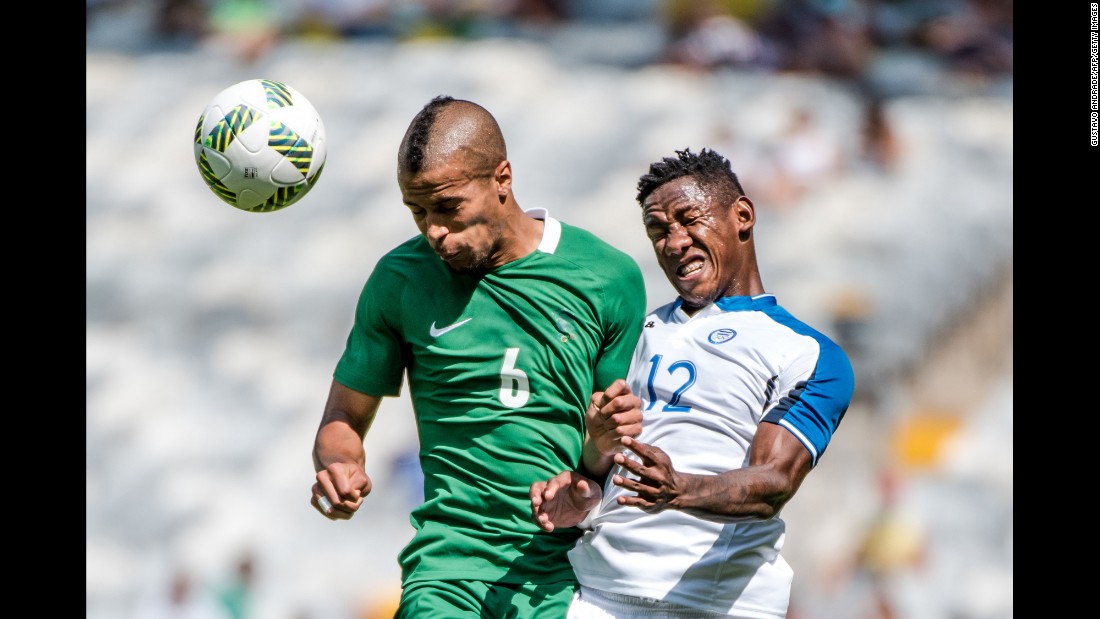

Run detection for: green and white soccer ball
[[194, 79, 327, 213]]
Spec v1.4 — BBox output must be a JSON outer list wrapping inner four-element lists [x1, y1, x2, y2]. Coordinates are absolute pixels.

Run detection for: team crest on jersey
[[554, 311, 579, 343], [707, 328, 737, 344]]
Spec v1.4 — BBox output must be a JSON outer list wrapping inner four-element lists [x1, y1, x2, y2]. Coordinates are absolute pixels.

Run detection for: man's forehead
[[401, 165, 485, 198], [404, 147, 490, 177], [644, 177, 707, 212]]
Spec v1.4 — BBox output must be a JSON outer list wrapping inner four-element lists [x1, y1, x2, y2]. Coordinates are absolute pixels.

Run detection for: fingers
[[534, 471, 581, 506], [609, 416, 643, 441], [312, 485, 363, 520], [314, 465, 370, 520], [614, 453, 642, 477], [536, 512, 556, 533], [622, 436, 668, 462], [594, 380, 636, 414], [547, 470, 573, 496], [616, 495, 656, 509], [602, 394, 642, 437], [533, 491, 557, 532], [588, 390, 606, 414], [529, 475, 564, 525], [543, 483, 559, 502], [612, 449, 654, 492], [575, 477, 590, 499], [612, 475, 658, 510], [588, 383, 643, 454], [616, 437, 651, 465], [610, 437, 679, 514], [529, 491, 560, 533], [530, 481, 546, 509], [598, 378, 631, 406], [326, 497, 363, 520], [612, 472, 654, 494], [530, 482, 551, 531], [312, 482, 334, 517], [530, 471, 602, 532], [313, 474, 339, 512], [611, 439, 664, 490], [329, 466, 369, 501]]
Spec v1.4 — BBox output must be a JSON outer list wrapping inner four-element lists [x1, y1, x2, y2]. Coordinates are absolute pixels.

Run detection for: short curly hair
[[636, 148, 745, 208]]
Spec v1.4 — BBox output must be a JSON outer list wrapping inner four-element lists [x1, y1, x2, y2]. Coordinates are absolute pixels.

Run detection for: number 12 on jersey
[[644, 354, 696, 412]]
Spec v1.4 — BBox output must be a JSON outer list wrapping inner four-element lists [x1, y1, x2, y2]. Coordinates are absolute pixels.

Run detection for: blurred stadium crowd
[[87, 1, 1011, 618], [89, 0, 1012, 83]]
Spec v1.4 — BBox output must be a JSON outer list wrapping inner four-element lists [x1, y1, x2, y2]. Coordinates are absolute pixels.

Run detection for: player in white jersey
[[530, 148, 855, 619]]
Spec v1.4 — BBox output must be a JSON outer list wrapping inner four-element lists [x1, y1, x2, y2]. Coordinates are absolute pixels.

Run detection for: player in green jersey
[[310, 95, 647, 618]]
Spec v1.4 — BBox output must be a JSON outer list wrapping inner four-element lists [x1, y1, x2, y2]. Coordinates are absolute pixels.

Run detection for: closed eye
[[644, 219, 666, 237]]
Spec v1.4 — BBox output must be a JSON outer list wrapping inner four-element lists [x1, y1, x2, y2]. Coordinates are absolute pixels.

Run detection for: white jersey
[[568, 294, 854, 618]]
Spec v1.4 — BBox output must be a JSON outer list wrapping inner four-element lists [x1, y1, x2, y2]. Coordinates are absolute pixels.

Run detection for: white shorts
[[567, 586, 742, 619]]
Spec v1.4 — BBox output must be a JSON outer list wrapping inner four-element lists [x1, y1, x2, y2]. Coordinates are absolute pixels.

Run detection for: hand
[[530, 471, 603, 532], [586, 379, 643, 458], [312, 462, 372, 520], [612, 436, 683, 513]]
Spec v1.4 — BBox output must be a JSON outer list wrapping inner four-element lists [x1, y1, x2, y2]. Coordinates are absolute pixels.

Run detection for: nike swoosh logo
[[429, 318, 473, 338]]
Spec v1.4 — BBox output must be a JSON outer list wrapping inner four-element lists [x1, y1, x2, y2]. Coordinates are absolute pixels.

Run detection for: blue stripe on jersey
[[717, 294, 854, 468]]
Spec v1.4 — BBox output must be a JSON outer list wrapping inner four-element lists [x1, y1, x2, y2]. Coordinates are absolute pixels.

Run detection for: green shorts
[[395, 578, 577, 619]]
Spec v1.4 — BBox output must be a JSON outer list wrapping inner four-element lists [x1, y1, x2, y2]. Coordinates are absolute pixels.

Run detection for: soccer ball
[[194, 79, 327, 213]]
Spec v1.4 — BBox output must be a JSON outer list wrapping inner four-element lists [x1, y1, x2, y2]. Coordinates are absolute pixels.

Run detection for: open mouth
[[676, 257, 705, 278]]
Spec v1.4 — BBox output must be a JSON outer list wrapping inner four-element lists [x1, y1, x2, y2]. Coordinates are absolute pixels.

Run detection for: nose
[[424, 217, 448, 246], [664, 224, 692, 255], [427, 223, 447, 241]]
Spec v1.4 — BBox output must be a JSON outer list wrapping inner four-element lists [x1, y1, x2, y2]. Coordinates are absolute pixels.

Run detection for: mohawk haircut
[[636, 148, 746, 208], [400, 95, 456, 175]]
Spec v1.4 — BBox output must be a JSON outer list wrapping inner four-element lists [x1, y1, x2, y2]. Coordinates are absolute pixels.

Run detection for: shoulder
[[763, 303, 854, 388], [764, 304, 846, 352], [553, 220, 642, 276], [370, 236, 435, 279], [378, 235, 432, 264], [357, 236, 440, 305]]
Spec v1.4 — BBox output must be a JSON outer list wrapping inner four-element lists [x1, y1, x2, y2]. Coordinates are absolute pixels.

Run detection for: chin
[[678, 288, 716, 309], [447, 253, 489, 273], [673, 283, 703, 302]]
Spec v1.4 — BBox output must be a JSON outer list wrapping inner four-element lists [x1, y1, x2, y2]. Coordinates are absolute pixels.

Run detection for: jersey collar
[[715, 294, 777, 311], [674, 293, 778, 316], [524, 208, 561, 254]]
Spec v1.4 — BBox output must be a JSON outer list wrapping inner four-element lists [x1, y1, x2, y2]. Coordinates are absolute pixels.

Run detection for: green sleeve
[[592, 253, 646, 392], [333, 262, 405, 397]]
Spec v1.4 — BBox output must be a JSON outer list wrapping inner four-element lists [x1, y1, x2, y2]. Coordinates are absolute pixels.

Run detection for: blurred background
[[86, 1, 1012, 618]]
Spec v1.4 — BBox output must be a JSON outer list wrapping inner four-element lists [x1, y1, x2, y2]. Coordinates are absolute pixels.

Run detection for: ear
[[494, 160, 512, 199], [733, 196, 755, 239]]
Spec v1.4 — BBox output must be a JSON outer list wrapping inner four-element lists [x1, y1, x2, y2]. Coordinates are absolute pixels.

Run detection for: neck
[[681, 276, 766, 316], [492, 205, 545, 265]]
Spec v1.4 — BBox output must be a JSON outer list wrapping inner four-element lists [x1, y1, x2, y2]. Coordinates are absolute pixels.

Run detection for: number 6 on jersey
[[499, 347, 530, 407]]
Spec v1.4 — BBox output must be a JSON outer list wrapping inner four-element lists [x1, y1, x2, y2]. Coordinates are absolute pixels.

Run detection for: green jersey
[[334, 212, 646, 587]]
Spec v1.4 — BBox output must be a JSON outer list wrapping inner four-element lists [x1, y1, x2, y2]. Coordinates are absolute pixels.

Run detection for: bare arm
[[612, 422, 813, 523], [311, 379, 383, 520]]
